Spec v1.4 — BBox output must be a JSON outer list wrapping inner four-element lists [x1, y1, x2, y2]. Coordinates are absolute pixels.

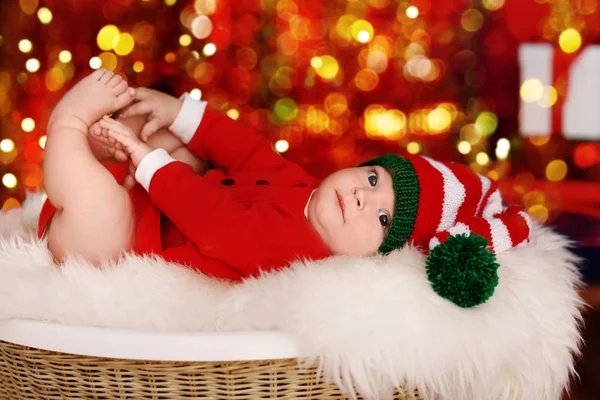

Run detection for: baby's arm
[[120, 89, 293, 174]]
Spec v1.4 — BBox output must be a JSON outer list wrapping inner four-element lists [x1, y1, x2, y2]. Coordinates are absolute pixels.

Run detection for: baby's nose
[[353, 188, 366, 209]]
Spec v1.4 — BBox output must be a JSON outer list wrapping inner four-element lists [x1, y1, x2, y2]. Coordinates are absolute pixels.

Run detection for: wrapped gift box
[[519, 44, 600, 140]]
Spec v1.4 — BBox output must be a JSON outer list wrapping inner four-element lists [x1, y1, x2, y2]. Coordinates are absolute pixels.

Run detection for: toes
[[108, 74, 123, 88], [113, 80, 128, 95], [89, 122, 102, 136], [91, 68, 107, 81], [114, 86, 135, 110], [99, 70, 114, 84]]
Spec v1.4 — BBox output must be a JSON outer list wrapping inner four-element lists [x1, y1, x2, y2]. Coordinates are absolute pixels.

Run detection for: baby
[[40, 69, 532, 308]]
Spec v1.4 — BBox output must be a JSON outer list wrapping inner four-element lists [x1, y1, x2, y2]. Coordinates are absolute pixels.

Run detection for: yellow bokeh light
[[114, 33, 135, 56], [457, 141, 471, 154], [475, 111, 498, 135], [545, 159, 568, 182], [559, 29, 582, 54], [530, 136, 551, 146], [427, 107, 452, 133], [38, 136, 46, 149], [495, 138, 511, 160], [520, 78, 544, 103], [310, 56, 323, 69], [482, 0, 505, 11], [165, 0, 177, 5], [537, 86, 558, 108], [203, 43, 217, 56], [275, 140, 289, 153], [324, 93, 348, 116], [133, 61, 145, 72], [528, 204, 549, 224], [355, 68, 379, 91], [97, 25, 121, 51], [357, 30, 371, 43], [21, 117, 35, 132], [98, 52, 118, 71], [195, 0, 217, 15], [406, 6, 419, 19], [45, 66, 66, 92], [2, 173, 17, 189], [350, 20, 374, 43], [365, 107, 406, 140], [58, 50, 72, 63], [179, 34, 192, 47], [19, 0, 38, 15], [89, 57, 102, 69], [461, 8, 484, 33], [2, 197, 20, 212], [25, 58, 40, 72], [227, 109, 240, 120], [314, 55, 339, 80], [406, 141, 421, 154], [18, 39, 32, 53], [190, 88, 202, 100], [0, 139, 15, 152], [476, 152, 490, 165], [37, 7, 52, 24]]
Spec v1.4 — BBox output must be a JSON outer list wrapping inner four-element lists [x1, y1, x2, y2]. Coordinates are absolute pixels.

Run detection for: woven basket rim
[[0, 318, 306, 362]]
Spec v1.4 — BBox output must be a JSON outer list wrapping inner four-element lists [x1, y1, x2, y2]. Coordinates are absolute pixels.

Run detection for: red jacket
[[132, 95, 331, 280]]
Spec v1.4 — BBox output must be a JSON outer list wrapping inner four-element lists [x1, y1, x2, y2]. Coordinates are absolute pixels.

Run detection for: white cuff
[[168, 93, 207, 144], [135, 149, 176, 192]]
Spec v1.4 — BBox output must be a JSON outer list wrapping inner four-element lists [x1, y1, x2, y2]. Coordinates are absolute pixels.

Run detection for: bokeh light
[[37, 7, 52, 24], [406, 142, 421, 154], [520, 78, 544, 102], [114, 33, 135, 56], [89, 57, 102, 69], [406, 6, 419, 19], [21, 118, 35, 132], [495, 138, 511, 160], [203, 43, 217, 56], [58, 50, 72, 63], [190, 88, 202, 100], [573, 144, 598, 169], [482, 0, 505, 11], [191, 15, 213, 39], [18, 39, 32, 53], [2, 173, 17, 189], [38, 136, 47, 149], [545, 160, 568, 182], [313, 55, 339, 80], [133, 61, 145, 72], [461, 9, 484, 33], [457, 141, 471, 154], [350, 20, 374, 43], [97, 25, 120, 51], [275, 140, 289, 153], [559, 29, 582, 54], [0, 139, 15, 153], [25, 58, 40, 72], [475, 111, 498, 136], [179, 34, 192, 47], [476, 152, 490, 166]]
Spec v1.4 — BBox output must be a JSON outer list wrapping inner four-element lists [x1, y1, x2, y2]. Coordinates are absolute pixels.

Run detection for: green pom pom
[[426, 233, 499, 308]]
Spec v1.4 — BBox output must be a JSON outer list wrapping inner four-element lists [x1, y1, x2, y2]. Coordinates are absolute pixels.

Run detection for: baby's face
[[307, 166, 395, 256]]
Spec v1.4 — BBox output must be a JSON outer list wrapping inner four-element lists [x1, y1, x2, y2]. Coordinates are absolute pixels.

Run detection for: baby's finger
[[89, 122, 102, 136], [115, 149, 129, 162], [118, 101, 153, 118], [140, 118, 162, 141]]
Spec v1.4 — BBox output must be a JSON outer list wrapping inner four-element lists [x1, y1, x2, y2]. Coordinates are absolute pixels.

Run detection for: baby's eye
[[378, 210, 389, 228], [367, 171, 378, 187]]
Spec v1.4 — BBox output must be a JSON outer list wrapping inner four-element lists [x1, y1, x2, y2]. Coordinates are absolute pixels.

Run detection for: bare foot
[[48, 69, 135, 130], [89, 121, 129, 161]]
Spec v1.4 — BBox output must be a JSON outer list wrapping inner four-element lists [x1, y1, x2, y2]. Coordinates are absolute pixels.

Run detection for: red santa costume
[[38, 93, 331, 280]]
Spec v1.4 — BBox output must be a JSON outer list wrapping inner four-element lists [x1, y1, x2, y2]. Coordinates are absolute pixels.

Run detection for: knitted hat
[[361, 154, 532, 308]]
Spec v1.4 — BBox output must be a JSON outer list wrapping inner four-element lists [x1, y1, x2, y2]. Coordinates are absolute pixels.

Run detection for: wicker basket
[[0, 320, 419, 400]]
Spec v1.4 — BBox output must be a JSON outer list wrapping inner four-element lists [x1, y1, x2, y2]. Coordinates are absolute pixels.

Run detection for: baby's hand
[[118, 88, 183, 142], [98, 116, 152, 167]]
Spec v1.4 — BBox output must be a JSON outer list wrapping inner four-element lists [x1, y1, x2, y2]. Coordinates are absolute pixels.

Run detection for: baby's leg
[[43, 69, 135, 265]]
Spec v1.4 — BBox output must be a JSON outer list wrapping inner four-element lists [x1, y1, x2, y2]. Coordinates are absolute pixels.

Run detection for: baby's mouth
[[336, 191, 346, 222]]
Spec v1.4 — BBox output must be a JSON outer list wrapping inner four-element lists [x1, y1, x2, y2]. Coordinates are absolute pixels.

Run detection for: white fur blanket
[[0, 193, 585, 400]]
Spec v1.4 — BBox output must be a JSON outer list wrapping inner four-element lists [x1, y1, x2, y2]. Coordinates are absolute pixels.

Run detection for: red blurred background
[[1, 1, 600, 397]]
